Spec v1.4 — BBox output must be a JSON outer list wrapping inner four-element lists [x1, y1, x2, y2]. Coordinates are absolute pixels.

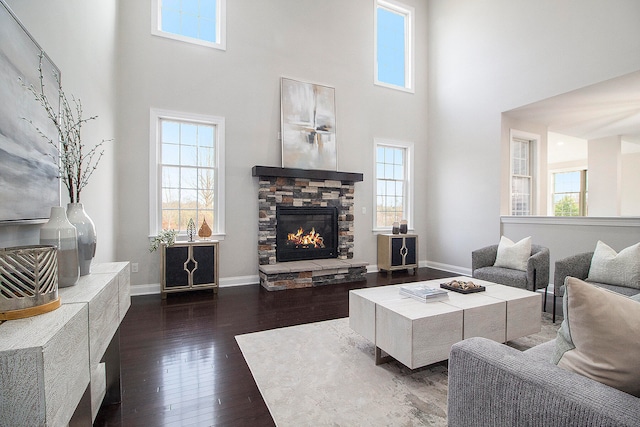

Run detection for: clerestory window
[[151, 0, 226, 50], [375, 0, 415, 92]]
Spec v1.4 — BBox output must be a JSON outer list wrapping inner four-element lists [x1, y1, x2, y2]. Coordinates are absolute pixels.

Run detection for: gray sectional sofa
[[447, 337, 640, 427]]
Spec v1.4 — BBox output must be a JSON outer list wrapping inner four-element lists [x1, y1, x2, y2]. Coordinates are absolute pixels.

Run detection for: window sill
[[374, 80, 415, 94]]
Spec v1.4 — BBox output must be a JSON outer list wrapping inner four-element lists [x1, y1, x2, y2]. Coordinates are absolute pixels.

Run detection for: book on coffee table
[[399, 284, 448, 303]]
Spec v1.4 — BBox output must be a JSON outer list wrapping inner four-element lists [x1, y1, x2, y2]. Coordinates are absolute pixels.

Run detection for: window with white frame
[[151, 0, 226, 50], [374, 139, 414, 229], [150, 109, 225, 238], [375, 0, 414, 92], [552, 170, 588, 216], [510, 136, 534, 215]]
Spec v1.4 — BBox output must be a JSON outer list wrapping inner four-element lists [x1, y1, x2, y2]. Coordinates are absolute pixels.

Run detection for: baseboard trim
[[423, 260, 471, 276], [130, 275, 260, 296], [130, 265, 509, 297]]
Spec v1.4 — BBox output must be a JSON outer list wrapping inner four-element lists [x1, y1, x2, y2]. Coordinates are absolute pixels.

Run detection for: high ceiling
[[504, 70, 640, 144]]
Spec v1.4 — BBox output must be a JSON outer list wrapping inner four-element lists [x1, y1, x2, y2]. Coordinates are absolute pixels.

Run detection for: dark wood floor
[[94, 268, 556, 426]]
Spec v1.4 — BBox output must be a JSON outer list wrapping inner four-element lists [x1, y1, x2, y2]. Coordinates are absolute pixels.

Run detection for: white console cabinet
[[0, 262, 130, 426]]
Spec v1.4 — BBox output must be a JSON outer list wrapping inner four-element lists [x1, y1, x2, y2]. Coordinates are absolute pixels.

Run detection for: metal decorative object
[[187, 218, 196, 242], [0, 245, 60, 319]]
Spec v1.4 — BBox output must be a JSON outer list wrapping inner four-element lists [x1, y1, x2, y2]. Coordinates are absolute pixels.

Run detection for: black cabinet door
[[165, 246, 189, 288], [405, 237, 417, 265], [192, 245, 215, 286], [391, 237, 404, 266]]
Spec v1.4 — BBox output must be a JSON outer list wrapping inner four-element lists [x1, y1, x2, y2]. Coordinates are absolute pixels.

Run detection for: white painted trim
[[374, 0, 415, 93], [149, 108, 226, 238], [151, 0, 226, 51], [500, 215, 640, 227], [130, 275, 260, 296], [131, 283, 160, 296], [424, 260, 471, 277], [220, 275, 260, 287]]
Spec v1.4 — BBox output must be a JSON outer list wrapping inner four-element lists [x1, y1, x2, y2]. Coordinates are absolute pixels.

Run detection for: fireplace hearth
[[276, 206, 338, 262]]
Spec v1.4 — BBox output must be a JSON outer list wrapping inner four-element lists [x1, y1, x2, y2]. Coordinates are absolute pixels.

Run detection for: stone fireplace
[[253, 166, 368, 290]]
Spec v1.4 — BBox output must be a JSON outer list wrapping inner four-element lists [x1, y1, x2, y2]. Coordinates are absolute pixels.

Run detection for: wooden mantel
[[252, 165, 363, 182]]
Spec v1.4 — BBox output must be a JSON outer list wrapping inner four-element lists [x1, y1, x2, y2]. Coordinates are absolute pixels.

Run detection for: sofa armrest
[[448, 337, 640, 427], [471, 245, 498, 273], [553, 252, 593, 296], [528, 246, 549, 291]]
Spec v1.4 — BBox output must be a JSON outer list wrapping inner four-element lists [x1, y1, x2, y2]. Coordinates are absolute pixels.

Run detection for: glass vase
[[40, 206, 79, 287], [66, 203, 97, 276]]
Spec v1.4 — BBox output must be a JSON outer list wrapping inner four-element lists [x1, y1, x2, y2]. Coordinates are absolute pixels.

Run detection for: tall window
[[151, 0, 226, 50], [552, 170, 587, 216], [150, 109, 225, 238], [375, 139, 414, 229], [375, 0, 414, 92], [511, 137, 534, 215]]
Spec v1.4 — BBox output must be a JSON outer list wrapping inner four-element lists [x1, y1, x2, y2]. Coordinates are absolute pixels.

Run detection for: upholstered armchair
[[553, 250, 640, 322], [472, 244, 550, 310]]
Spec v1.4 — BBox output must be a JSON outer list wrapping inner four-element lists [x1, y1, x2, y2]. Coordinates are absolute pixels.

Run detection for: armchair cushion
[[493, 236, 531, 271], [473, 243, 549, 291], [587, 240, 640, 289], [553, 277, 640, 397]]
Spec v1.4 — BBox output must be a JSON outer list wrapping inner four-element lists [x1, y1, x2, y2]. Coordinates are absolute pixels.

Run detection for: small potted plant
[[149, 229, 178, 253]]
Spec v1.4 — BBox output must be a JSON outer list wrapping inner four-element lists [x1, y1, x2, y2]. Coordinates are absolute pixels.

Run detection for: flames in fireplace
[[286, 227, 326, 249], [276, 206, 337, 262]]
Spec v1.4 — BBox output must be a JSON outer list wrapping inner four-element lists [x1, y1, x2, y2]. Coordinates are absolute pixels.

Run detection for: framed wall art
[[0, 0, 60, 223], [281, 77, 337, 171]]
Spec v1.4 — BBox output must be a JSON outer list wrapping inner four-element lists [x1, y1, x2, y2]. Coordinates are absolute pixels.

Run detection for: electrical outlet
[[362, 207, 366, 215], [131, 263, 139, 273]]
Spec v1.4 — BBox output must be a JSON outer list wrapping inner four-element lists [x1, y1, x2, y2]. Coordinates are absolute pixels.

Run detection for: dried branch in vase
[[19, 52, 112, 203]]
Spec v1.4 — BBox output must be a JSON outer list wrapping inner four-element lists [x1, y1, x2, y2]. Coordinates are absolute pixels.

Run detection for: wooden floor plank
[[93, 268, 465, 426]]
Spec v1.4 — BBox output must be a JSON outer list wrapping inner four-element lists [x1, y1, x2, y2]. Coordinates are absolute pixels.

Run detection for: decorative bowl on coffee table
[[440, 279, 486, 294]]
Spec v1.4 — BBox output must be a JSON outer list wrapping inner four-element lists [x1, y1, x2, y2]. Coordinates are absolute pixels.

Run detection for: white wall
[[427, 0, 640, 272], [588, 136, 622, 216], [2, 0, 118, 261], [622, 152, 640, 215], [116, 0, 430, 288]]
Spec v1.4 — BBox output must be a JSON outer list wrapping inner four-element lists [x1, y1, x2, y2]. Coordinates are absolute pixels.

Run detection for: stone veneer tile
[[311, 259, 352, 268], [259, 264, 290, 274], [287, 261, 323, 273], [256, 175, 358, 266]]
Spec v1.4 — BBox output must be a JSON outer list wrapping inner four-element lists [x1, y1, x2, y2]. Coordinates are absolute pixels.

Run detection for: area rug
[[236, 313, 560, 426]]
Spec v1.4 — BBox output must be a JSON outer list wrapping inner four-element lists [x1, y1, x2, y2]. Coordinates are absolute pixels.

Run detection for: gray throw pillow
[[586, 240, 640, 289]]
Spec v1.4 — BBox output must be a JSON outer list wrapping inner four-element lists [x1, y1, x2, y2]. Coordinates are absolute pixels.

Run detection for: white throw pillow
[[587, 241, 640, 289], [493, 236, 531, 271]]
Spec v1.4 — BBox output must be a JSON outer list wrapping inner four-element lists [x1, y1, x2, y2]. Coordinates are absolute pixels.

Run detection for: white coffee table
[[348, 276, 541, 369]]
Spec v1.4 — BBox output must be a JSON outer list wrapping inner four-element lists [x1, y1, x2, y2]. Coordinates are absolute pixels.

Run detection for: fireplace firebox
[[276, 206, 338, 262]]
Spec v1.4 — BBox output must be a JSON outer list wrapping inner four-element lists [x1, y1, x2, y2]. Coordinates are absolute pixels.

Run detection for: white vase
[[67, 203, 97, 276], [40, 206, 80, 287]]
